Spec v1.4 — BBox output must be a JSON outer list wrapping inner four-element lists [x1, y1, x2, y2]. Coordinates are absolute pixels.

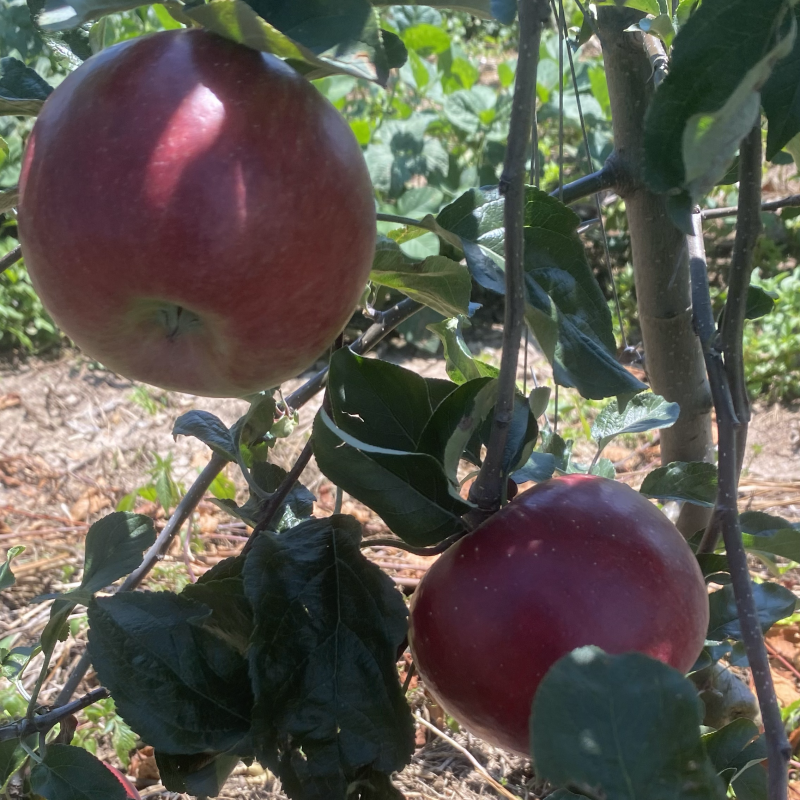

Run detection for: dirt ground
[[0, 339, 799, 799]]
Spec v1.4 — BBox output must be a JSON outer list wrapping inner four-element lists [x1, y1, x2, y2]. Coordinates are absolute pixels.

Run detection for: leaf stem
[[688, 212, 790, 800], [467, 0, 549, 520]]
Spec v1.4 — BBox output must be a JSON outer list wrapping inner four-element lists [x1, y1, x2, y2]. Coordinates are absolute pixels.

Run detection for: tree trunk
[[597, 9, 713, 536]]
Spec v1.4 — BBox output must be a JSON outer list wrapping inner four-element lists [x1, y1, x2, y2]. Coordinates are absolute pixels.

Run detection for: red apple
[[18, 29, 375, 397], [103, 762, 141, 799], [409, 474, 709, 754]]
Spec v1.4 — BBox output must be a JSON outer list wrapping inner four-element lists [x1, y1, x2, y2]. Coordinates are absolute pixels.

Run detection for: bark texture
[[597, 9, 713, 536]]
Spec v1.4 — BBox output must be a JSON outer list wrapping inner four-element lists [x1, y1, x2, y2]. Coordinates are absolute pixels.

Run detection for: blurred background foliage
[[0, 1, 798, 399]]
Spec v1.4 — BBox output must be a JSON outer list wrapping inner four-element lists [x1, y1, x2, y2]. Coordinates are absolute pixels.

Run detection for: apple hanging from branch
[[18, 29, 376, 397], [409, 475, 710, 754]]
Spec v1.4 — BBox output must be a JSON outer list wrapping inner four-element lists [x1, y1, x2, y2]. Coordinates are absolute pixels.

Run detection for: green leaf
[[155, 751, 242, 796], [0, 546, 25, 592], [173, 411, 236, 461], [529, 386, 551, 419], [742, 520, 800, 562], [208, 471, 236, 501], [181, 577, 253, 655], [312, 409, 470, 546], [443, 85, 498, 134], [744, 286, 777, 320], [644, 0, 795, 199], [30, 745, 128, 800], [0, 57, 52, 116], [531, 648, 725, 800], [639, 461, 718, 507], [186, 0, 385, 83], [740, 511, 795, 535], [371, 1, 494, 20], [0, 738, 27, 790], [87, 592, 252, 754], [371, 237, 471, 318], [68, 513, 155, 598], [763, 5, 800, 160], [702, 718, 760, 777], [436, 187, 646, 399], [212, 462, 315, 532], [427, 317, 499, 384], [244, 515, 414, 799], [402, 22, 450, 53], [707, 582, 797, 642], [591, 392, 679, 451], [511, 451, 557, 483], [416, 377, 497, 482], [328, 347, 443, 451], [240, 0, 372, 54]]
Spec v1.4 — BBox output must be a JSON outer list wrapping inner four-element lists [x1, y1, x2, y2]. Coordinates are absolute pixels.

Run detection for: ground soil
[[0, 339, 799, 800]]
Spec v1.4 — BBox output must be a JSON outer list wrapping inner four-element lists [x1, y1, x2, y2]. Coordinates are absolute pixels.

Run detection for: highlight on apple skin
[[18, 28, 376, 398]]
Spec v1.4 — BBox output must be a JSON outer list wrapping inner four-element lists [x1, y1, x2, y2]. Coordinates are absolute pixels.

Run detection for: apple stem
[[688, 195, 790, 800], [467, 0, 551, 522]]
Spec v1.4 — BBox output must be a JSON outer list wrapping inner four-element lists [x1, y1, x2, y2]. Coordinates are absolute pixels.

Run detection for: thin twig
[[467, 0, 548, 519], [720, 125, 761, 474], [0, 245, 22, 274], [285, 298, 422, 410], [414, 714, 521, 800], [701, 193, 800, 220], [688, 212, 790, 800], [0, 688, 108, 742], [240, 439, 314, 556]]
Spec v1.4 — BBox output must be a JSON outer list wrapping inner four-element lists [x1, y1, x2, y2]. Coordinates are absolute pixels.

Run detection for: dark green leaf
[[212, 461, 316, 532], [591, 393, 678, 450], [371, 238, 471, 318], [69, 513, 156, 597], [240, 0, 371, 53], [740, 511, 795, 535], [328, 347, 437, 451], [0, 738, 27, 790], [763, 5, 800, 160], [186, 0, 384, 83], [707, 582, 796, 642], [511, 451, 557, 483], [731, 761, 767, 800], [531, 647, 725, 800], [742, 526, 800, 563], [155, 751, 242, 796], [30, 744, 128, 800], [173, 411, 236, 461], [0, 546, 24, 592], [427, 317, 499, 384], [88, 592, 252, 754], [643, 0, 794, 199], [540, 430, 573, 473], [0, 57, 52, 116], [436, 187, 646, 399], [696, 553, 729, 578], [702, 718, 760, 776], [490, 0, 516, 23], [238, 394, 278, 450], [313, 410, 470, 546], [744, 286, 777, 320], [416, 377, 496, 482], [639, 461, 718, 507], [244, 515, 414, 800], [181, 577, 253, 655]]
